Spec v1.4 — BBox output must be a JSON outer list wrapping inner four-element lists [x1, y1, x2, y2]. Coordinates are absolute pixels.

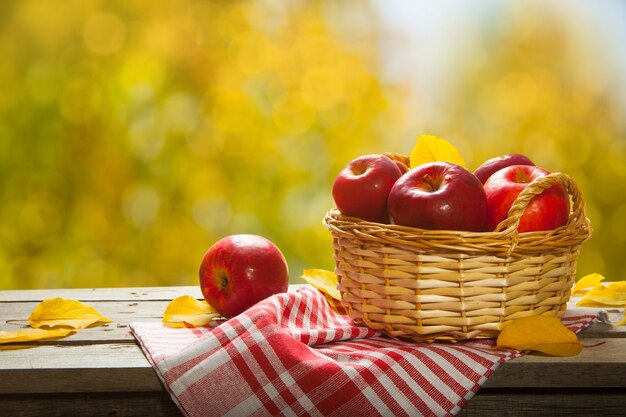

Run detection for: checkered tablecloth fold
[[131, 287, 596, 417]]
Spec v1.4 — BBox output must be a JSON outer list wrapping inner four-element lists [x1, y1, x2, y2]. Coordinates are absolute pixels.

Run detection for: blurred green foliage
[[0, 1, 624, 289], [0, 0, 405, 289]]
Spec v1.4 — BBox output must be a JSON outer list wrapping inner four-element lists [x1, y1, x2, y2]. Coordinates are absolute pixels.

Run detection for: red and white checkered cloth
[[131, 287, 596, 417]]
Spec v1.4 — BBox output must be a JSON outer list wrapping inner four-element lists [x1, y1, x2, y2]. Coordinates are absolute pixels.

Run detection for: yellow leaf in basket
[[301, 269, 341, 300], [496, 315, 583, 357], [572, 273, 605, 296], [576, 285, 626, 308], [29, 298, 112, 329], [409, 134, 466, 169], [0, 327, 76, 344], [163, 295, 220, 328]]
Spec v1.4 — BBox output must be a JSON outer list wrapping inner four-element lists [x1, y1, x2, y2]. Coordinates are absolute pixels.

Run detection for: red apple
[[474, 154, 535, 184], [199, 234, 289, 318], [388, 161, 487, 231], [484, 165, 570, 232], [332, 154, 402, 223]]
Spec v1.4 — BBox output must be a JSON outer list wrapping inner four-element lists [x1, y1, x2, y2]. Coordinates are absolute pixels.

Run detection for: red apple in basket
[[387, 161, 487, 232], [332, 154, 402, 223], [199, 234, 289, 318], [484, 165, 570, 232], [474, 153, 535, 184]]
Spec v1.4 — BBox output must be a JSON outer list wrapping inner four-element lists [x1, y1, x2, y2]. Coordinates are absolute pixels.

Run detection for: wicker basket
[[323, 155, 592, 342]]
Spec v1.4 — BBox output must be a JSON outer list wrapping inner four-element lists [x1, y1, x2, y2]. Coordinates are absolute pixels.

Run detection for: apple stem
[[515, 169, 531, 183], [423, 174, 438, 192]]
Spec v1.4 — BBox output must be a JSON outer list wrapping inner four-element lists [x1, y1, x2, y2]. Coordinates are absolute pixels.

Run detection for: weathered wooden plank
[[1, 305, 621, 343], [461, 388, 626, 417], [0, 343, 162, 394], [0, 286, 203, 302], [0, 392, 182, 417], [484, 337, 626, 388], [0, 300, 174, 343], [0, 319, 620, 348], [0, 283, 624, 412], [0, 284, 307, 303], [0, 305, 622, 343], [2, 389, 625, 417], [0, 322, 141, 343], [1, 337, 625, 395], [577, 310, 626, 338], [0, 300, 173, 319]]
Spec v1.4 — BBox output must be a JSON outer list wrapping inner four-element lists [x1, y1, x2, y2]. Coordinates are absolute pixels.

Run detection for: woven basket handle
[[495, 171, 589, 246]]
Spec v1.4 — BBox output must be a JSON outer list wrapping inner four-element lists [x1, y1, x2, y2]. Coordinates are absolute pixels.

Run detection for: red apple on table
[[474, 154, 535, 184], [387, 161, 487, 232], [199, 234, 289, 318], [332, 154, 402, 223], [484, 165, 570, 232]]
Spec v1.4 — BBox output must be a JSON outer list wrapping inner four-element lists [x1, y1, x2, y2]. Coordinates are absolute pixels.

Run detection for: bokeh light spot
[[16, 0, 75, 48], [83, 13, 126, 55], [610, 203, 626, 242], [26, 61, 58, 104], [301, 66, 345, 110], [233, 31, 281, 75], [272, 91, 316, 134], [192, 197, 233, 234], [128, 112, 165, 160], [122, 185, 161, 229], [162, 93, 200, 133], [59, 78, 102, 124], [120, 55, 166, 93]]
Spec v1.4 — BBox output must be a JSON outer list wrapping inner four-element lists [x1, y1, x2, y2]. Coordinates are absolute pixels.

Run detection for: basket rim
[[324, 170, 591, 256], [324, 208, 590, 256]]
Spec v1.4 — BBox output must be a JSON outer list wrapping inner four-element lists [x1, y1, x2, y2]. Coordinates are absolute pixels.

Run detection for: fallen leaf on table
[[29, 298, 112, 329], [496, 315, 583, 357], [301, 269, 348, 315], [1, 298, 110, 346], [0, 327, 76, 344], [409, 134, 466, 169], [163, 295, 221, 328], [606, 281, 626, 294], [577, 285, 626, 308], [572, 273, 605, 296], [302, 269, 341, 301]]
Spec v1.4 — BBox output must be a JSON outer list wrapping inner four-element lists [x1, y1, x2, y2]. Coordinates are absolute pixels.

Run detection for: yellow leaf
[[496, 315, 583, 357], [28, 298, 112, 329], [577, 285, 626, 308], [163, 295, 220, 328], [572, 273, 605, 296], [302, 269, 341, 301], [0, 327, 76, 344], [606, 281, 626, 294], [409, 134, 466, 169], [302, 269, 348, 315]]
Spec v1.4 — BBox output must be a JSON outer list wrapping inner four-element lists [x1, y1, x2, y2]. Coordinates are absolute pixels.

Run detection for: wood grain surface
[[1, 286, 624, 416]]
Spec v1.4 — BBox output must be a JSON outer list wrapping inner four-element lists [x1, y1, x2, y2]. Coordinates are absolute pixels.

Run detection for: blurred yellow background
[[1, 0, 625, 289]]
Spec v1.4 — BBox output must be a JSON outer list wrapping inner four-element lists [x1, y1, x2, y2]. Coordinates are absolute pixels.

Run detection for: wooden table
[[1, 286, 625, 417]]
